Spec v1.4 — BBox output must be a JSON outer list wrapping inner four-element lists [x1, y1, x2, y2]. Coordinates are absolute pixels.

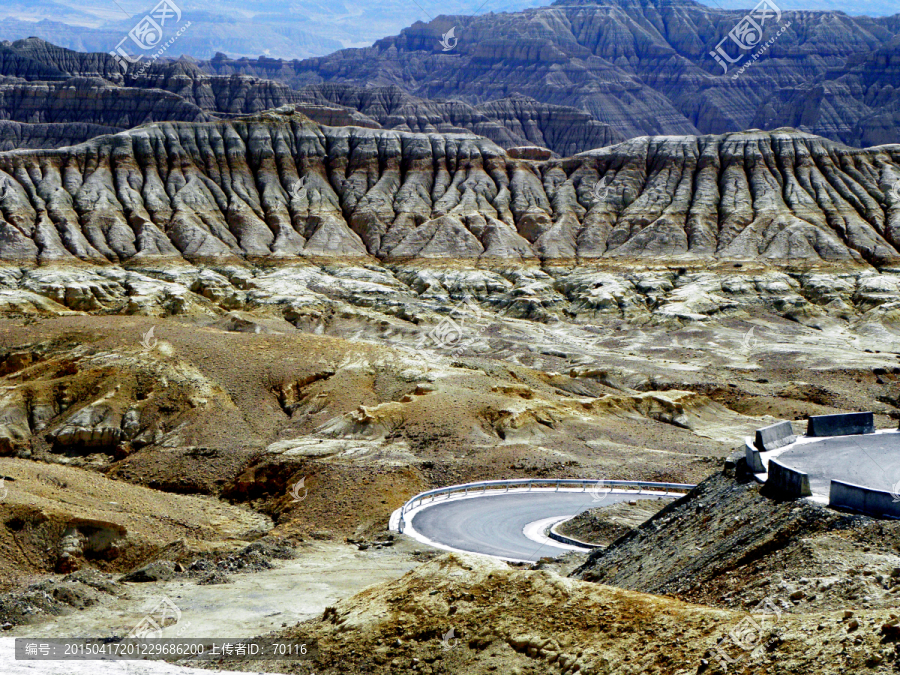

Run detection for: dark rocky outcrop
[[0, 40, 622, 155], [0, 76, 212, 129], [751, 35, 900, 149], [0, 119, 118, 151], [568, 470, 900, 616], [124, 62, 306, 116], [0, 37, 123, 83], [6, 1, 900, 154], [296, 85, 624, 155]]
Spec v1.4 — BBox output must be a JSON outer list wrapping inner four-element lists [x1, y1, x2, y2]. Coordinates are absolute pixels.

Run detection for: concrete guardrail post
[[807, 412, 874, 437], [765, 458, 812, 498], [745, 438, 766, 473], [754, 420, 797, 452], [829, 479, 900, 519]]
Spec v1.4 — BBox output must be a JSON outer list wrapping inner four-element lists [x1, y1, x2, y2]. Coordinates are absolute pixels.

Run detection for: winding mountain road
[[405, 490, 674, 562]]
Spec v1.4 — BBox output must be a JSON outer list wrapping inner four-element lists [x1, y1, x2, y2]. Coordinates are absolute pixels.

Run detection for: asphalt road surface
[[776, 433, 900, 496], [410, 491, 669, 561]]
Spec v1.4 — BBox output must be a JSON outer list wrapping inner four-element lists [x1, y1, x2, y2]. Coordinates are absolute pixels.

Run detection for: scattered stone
[[197, 571, 231, 586], [120, 561, 177, 583]]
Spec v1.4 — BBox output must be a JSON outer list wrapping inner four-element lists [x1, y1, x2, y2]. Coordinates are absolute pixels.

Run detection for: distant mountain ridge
[[0, 38, 625, 156], [2, 0, 900, 162], [0, 0, 546, 60], [198, 1, 900, 148]]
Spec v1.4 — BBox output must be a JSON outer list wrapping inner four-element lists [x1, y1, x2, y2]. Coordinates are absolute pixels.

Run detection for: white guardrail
[[396, 478, 696, 533]]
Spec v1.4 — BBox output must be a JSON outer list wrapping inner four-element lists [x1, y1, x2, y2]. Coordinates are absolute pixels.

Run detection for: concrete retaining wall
[[548, 522, 598, 549], [754, 421, 797, 452], [807, 412, 874, 437], [765, 459, 812, 498], [829, 480, 900, 519]]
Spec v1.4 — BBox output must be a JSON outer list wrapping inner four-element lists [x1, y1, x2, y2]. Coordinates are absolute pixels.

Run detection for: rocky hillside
[[6, 0, 900, 154], [0, 76, 213, 129], [296, 84, 624, 156], [751, 35, 900, 149], [0, 119, 118, 150], [206, 0, 900, 146], [221, 551, 895, 675], [0, 37, 122, 82], [572, 467, 900, 616], [556, 498, 669, 546], [0, 38, 624, 156], [127, 64, 625, 155], [1, 109, 899, 264]]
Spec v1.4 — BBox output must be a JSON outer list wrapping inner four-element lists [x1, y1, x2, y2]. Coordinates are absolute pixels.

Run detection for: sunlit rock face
[[0, 110, 899, 265]]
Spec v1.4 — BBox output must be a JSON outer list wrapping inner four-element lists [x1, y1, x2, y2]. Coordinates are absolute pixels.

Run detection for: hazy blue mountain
[[1, 0, 895, 62], [0, 0, 547, 59]]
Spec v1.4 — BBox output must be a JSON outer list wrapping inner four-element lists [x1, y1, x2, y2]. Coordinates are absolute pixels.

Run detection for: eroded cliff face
[[296, 85, 624, 156], [0, 109, 899, 265], [206, 0, 900, 146], [0, 37, 124, 83], [0, 119, 119, 151], [751, 36, 900, 149], [0, 76, 213, 129], [0, 39, 624, 156], [5, 1, 900, 157], [125, 63, 306, 117]]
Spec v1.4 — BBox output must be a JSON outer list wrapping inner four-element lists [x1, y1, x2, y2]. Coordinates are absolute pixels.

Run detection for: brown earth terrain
[[215, 550, 900, 675], [1, 251, 900, 590]]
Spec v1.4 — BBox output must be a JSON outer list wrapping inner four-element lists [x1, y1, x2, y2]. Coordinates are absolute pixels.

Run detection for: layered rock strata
[[0, 110, 898, 264]]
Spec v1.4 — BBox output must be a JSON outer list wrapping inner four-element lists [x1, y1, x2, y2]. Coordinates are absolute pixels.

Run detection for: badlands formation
[[1, 110, 900, 262], [0, 56, 900, 675]]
